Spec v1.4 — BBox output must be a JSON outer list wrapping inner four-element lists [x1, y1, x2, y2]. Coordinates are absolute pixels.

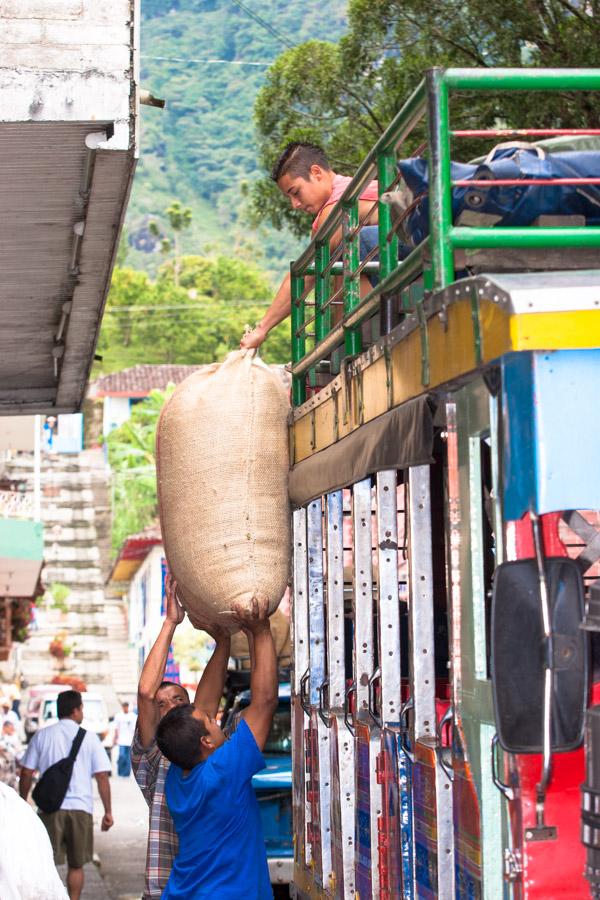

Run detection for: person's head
[[121, 701, 129, 713], [57, 690, 83, 723], [156, 703, 226, 769], [272, 142, 334, 215], [2, 721, 15, 735], [155, 680, 189, 720], [0, 699, 9, 713]]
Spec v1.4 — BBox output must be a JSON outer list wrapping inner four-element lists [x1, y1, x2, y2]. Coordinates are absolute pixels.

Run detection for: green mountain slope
[[125, 0, 347, 279]]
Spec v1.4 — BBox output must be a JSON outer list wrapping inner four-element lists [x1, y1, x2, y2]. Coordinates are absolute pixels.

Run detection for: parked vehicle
[[23, 684, 74, 743], [222, 682, 292, 894], [39, 691, 110, 741], [285, 66, 600, 899]]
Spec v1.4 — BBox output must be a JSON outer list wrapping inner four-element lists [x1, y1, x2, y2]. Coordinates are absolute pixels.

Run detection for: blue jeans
[[117, 745, 131, 777]]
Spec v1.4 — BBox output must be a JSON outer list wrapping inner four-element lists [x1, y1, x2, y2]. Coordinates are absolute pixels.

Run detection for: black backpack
[[32, 727, 86, 814]]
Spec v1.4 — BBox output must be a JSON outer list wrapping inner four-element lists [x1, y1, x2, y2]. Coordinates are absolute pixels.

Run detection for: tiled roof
[[89, 364, 204, 398]]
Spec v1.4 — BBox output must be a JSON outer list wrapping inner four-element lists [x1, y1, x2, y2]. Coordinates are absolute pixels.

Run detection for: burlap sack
[[156, 350, 290, 629]]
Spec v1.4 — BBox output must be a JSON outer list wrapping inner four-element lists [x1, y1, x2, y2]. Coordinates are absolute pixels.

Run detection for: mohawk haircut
[[271, 142, 330, 183]]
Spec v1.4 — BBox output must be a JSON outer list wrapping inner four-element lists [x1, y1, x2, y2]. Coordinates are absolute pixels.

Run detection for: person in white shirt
[[113, 700, 137, 777], [0, 781, 68, 900], [19, 690, 113, 900], [1, 698, 19, 729]]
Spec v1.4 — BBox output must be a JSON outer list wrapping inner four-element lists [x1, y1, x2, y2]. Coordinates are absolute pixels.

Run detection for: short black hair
[[156, 704, 207, 769], [157, 680, 183, 692], [57, 690, 82, 719], [271, 142, 330, 183]]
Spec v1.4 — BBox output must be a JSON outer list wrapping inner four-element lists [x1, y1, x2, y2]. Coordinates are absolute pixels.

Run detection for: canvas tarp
[[289, 394, 435, 508]]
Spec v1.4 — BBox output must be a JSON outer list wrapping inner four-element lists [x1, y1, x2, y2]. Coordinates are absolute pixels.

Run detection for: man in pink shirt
[[240, 142, 378, 351]]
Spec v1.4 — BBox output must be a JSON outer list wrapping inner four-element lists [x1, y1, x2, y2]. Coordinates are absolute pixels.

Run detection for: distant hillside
[[124, 0, 347, 280]]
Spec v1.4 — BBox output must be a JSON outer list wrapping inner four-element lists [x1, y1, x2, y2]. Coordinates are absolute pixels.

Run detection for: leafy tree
[[250, 0, 600, 233], [149, 200, 193, 286], [96, 255, 291, 374], [106, 388, 172, 552]]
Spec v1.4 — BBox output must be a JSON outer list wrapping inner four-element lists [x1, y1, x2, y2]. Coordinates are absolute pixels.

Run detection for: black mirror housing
[[491, 556, 588, 754]]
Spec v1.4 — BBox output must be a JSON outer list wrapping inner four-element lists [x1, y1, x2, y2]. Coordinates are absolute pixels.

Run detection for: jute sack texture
[[156, 350, 291, 629]]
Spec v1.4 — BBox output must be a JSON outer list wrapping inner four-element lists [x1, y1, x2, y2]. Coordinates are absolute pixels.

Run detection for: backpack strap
[[68, 727, 86, 762]]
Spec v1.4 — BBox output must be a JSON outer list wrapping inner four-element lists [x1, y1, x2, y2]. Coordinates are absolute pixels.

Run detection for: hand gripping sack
[[156, 351, 291, 628]]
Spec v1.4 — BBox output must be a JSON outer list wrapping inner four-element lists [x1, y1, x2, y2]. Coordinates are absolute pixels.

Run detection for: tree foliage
[[251, 0, 600, 234], [106, 388, 171, 552], [96, 254, 290, 374]]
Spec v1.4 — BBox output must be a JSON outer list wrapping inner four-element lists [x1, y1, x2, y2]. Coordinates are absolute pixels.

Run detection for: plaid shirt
[[131, 725, 177, 900]]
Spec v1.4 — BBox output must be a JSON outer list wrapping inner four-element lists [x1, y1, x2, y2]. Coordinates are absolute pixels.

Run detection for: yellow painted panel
[[429, 301, 476, 386], [391, 330, 423, 406], [294, 413, 314, 463], [510, 310, 600, 350], [480, 300, 511, 361], [315, 395, 337, 449], [361, 356, 389, 423]]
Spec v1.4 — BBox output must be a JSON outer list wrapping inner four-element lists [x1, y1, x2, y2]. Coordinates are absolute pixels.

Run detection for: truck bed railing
[[290, 67, 600, 406]]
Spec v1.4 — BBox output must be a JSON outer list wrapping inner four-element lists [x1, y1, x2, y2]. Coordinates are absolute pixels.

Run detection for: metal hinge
[[503, 848, 523, 882]]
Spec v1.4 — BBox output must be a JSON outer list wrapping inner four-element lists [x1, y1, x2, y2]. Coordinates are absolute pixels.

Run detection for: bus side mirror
[[491, 556, 588, 754]]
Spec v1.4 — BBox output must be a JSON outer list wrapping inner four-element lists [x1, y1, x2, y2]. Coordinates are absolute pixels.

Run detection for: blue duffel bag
[[397, 144, 600, 247]]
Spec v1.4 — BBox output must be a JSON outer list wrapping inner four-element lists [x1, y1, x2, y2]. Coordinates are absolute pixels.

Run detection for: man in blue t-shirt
[[156, 599, 278, 899]]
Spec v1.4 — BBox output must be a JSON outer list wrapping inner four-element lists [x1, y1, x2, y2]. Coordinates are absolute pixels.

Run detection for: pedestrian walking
[[113, 700, 136, 777], [19, 690, 113, 900]]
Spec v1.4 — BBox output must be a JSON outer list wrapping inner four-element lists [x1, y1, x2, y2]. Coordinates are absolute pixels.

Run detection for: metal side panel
[[413, 738, 454, 900], [352, 477, 375, 723], [292, 695, 312, 876], [407, 466, 437, 739], [317, 714, 334, 893], [307, 498, 326, 706], [326, 490, 346, 713], [329, 715, 356, 899], [307, 712, 323, 881], [293, 508, 309, 696], [376, 470, 402, 725]]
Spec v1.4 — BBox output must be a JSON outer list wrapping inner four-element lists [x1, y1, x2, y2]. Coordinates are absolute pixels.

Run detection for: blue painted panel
[[502, 349, 600, 519]]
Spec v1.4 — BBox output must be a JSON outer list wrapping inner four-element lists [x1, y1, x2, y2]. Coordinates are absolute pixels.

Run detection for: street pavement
[[58, 764, 148, 899]]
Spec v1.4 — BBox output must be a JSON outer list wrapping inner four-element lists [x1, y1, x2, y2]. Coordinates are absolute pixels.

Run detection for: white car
[[39, 691, 110, 741]]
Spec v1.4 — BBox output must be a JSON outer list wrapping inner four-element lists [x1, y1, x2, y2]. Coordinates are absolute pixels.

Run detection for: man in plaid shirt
[[132, 574, 231, 900]]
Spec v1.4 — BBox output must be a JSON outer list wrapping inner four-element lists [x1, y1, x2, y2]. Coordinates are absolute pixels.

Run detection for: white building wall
[[127, 545, 165, 667], [0, 0, 137, 150], [103, 397, 131, 437]]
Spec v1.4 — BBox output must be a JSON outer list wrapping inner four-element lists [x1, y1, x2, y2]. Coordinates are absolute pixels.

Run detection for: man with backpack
[[19, 690, 113, 900]]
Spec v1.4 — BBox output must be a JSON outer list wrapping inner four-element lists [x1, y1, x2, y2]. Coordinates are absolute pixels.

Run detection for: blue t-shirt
[[162, 718, 272, 899]]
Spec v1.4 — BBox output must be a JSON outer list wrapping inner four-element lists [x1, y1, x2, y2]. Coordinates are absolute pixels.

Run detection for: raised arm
[[232, 600, 278, 751], [192, 620, 231, 718], [137, 573, 184, 747], [240, 272, 294, 350]]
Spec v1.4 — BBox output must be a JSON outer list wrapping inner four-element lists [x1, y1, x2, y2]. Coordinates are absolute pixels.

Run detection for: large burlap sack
[[156, 350, 290, 629]]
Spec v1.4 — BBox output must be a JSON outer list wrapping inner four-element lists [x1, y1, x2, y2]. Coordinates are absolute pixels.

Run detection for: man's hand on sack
[[101, 812, 114, 832], [231, 596, 271, 633], [164, 573, 185, 626], [240, 324, 267, 350], [190, 609, 231, 643]]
